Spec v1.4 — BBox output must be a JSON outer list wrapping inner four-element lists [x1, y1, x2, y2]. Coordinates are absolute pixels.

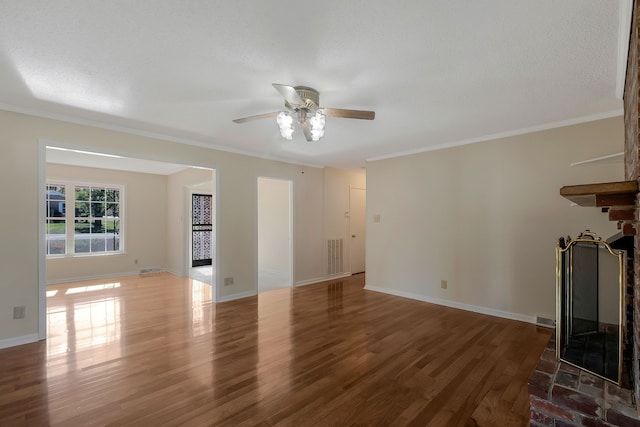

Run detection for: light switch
[[373, 214, 381, 223]]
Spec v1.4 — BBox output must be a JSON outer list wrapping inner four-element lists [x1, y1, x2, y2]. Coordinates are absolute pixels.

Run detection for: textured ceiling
[[0, 1, 625, 169]]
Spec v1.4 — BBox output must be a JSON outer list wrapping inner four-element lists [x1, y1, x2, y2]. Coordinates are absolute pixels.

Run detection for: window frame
[[45, 179, 125, 258]]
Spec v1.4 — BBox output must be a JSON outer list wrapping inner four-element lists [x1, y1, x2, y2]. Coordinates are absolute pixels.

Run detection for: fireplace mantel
[[560, 180, 638, 235], [560, 180, 638, 207]]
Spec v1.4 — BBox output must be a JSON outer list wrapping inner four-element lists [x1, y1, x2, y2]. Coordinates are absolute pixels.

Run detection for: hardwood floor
[[0, 273, 551, 426]]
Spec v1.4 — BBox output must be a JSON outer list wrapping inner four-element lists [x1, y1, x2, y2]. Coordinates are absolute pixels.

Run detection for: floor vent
[[536, 315, 556, 328], [328, 238, 343, 275], [140, 268, 163, 275]]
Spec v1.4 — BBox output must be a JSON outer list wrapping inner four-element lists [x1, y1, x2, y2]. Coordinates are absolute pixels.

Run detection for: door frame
[[349, 186, 366, 275], [189, 192, 214, 268], [183, 174, 218, 301]]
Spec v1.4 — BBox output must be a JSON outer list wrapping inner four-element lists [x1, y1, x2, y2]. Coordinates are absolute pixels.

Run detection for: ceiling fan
[[232, 84, 375, 142]]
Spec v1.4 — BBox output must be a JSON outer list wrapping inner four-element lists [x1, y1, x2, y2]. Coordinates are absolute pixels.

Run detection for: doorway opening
[[188, 188, 215, 287], [257, 177, 292, 293], [191, 194, 213, 268], [39, 142, 218, 340]]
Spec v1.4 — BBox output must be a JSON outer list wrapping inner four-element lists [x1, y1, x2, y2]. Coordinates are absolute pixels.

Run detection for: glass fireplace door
[[556, 231, 624, 384]]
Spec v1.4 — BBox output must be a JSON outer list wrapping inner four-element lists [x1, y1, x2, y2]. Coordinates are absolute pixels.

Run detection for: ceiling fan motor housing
[[285, 86, 320, 112]]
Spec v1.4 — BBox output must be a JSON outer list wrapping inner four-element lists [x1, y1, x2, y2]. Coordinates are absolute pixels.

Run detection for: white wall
[[293, 167, 326, 285], [0, 108, 328, 343], [258, 177, 291, 275], [0, 126, 40, 341], [166, 168, 215, 277], [1, 105, 623, 345], [45, 163, 168, 283], [366, 116, 624, 322]]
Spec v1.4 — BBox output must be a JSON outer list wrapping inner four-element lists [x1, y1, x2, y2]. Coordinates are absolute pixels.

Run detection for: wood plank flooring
[[0, 273, 551, 426]]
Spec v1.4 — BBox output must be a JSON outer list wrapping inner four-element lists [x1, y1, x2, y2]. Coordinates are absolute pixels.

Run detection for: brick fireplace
[[528, 1, 640, 425], [626, 1, 640, 414], [528, 230, 638, 425], [625, 0, 640, 416]]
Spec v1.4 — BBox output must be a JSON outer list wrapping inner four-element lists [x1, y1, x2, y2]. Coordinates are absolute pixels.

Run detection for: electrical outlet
[[224, 277, 234, 286], [13, 306, 25, 319], [441, 280, 447, 289]]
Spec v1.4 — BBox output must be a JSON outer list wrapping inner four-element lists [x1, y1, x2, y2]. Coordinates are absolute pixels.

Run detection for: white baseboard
[[364, 285, 536, 324], [0, 333, 39, 350], [295, 273, 351, 287], [46, 269, 168, 285], [295, 276, 330, 287], [259, 266, 287, 275], [218, 290, 257, 302]]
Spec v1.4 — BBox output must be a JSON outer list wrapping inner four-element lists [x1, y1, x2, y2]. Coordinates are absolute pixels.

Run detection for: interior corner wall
[[366, 116, 624, 321], [323, 167, 366, 274], [166, 168, 215, 277], [0, 108, 327, 342], [45, 163, 168, 283], [256, 164, 325, 286], [292, 166, 325, 285]]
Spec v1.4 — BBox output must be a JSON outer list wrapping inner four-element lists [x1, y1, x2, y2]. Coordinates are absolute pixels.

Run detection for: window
[[46, 182, 123, 257], [46, 184, 66, 255]]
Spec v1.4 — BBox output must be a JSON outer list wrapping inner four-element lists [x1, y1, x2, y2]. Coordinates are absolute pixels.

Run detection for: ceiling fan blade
[[232, 111, 279, 124], [321, 108, 375, 120], [302, 120, 313, 142], [273, 83, 305, 107]]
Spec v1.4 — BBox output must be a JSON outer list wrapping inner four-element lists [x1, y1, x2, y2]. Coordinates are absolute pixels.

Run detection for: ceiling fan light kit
[[276, 112, 294, 140], [233, 83, 375, 142], [309, 111, 325, 141]]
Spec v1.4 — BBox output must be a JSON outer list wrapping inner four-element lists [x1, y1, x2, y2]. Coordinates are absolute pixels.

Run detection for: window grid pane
[[75, 186, 89, 201], [73, 186, 121, 255], [46, 219, 66, 255], [46, 184, 66, 255]]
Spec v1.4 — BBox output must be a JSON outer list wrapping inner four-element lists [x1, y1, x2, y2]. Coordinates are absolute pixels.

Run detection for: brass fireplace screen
[[556, 230, 625, 384]]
